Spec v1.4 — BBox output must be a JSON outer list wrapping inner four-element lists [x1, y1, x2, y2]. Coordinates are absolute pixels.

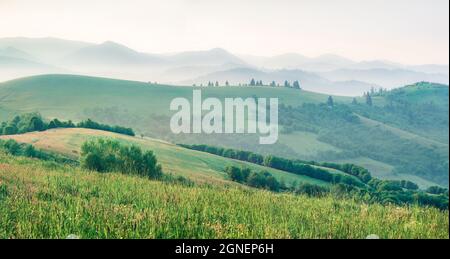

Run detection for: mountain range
[[0, 37, 448, 95]]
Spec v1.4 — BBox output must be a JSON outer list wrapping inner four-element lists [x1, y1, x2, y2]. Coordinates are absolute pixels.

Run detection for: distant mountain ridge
[[63, 41, 167, 66], [0, 37, 447, 95]]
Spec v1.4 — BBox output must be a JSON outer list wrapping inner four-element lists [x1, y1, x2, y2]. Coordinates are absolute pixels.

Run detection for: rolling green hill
[[0, 75, 448, 187], [0, 128, 331, 187], [0, 74, 351, 119]]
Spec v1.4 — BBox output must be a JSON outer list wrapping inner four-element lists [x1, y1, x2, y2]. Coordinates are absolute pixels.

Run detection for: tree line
[[224, 164, 448, 210], [179, 144, 365, 187], [225, 165, 330, 197], [179, 143, 449, 210], [0, 113, 135, 137], [0, 139, 76, 165], [194, 79, 302, 89]]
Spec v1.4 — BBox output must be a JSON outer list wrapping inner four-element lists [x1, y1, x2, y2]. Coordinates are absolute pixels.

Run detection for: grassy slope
[[0, 74, 353, 120], [357, 115, 447, 150], [0, 128, 330, 187], [0, 153, 448, 239], [278, 131, 342, 157], [0, 75, 447, 187]]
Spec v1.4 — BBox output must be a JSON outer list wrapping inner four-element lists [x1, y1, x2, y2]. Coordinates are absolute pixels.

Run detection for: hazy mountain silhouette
[[0, 37, 447, 95], [0, 37, 92, 62], [63, 41, 167, 67]]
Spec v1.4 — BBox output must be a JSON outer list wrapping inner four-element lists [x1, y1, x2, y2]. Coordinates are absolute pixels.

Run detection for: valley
[[0, 75, 447, 188]]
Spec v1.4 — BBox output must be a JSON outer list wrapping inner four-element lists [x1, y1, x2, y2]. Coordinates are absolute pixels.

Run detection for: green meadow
[[0, 153, 448, 239], [0, 128, 330, 187]]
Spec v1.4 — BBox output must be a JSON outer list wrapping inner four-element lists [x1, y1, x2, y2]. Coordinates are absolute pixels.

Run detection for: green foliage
[[426, 186, 449, 195], [1, 76, 446, 190], [365, 93, 373, 106], [294, 183, 330, 197], [1, 152, 448, 238], [279, 101, 449, 186], [0, 139, 75, 164], [0, 184, 8, 201], [181, 144, 365, 187], [47, 118, 75, 129], [77, 119, 135, 136], [0, 113, 135, 137], [225, 166, 281, 192], [327, 96, 334, 107], [0, 113, 45, 135], [81, 138, 162, 179], [182, 143, 449, 210], [318, 162, 372, 183]]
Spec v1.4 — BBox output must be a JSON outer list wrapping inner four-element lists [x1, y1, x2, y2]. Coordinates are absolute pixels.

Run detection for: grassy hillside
[[0, 74, 351, 120], [0, 75, 448, 187], [0, 153, 448, 239], [0, 128, 330, 187]]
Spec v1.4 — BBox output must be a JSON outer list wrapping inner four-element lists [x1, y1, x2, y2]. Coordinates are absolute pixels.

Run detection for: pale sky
[[0, 0, 448, 65]]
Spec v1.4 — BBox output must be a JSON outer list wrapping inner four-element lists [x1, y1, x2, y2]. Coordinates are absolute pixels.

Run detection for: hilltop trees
[[48, 118, 75, 129], [0, 113, 45, 135], [249, 79, 264, 86], [365, 93, 373, 106], [203, 79, 300, 89], [29, 116, 46, 132], [77, 119, 135, 136], [327, 96, 334, 107]]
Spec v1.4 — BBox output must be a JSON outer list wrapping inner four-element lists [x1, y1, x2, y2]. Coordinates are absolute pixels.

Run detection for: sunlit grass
[[0, 153, 448, 239]]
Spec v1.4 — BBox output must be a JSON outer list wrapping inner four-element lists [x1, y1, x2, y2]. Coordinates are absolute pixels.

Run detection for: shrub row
[[0, 113, 135, 137]]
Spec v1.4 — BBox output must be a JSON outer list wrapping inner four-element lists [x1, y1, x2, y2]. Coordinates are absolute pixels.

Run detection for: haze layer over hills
[[0, 37, 448, 96]]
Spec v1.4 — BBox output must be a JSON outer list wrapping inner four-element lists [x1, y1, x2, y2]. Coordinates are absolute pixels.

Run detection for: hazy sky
[[0, 0, 448, 64]]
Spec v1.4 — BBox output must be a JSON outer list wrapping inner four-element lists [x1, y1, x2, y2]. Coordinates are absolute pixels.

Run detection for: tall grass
[[0, 153, 448, 239]]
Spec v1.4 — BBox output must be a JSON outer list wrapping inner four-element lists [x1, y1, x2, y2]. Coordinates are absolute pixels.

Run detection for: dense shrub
[[426, 186, 449, 195], [295, 183, 330, 197], [225, 166, 281, 192], [81, 138, 162, 179]]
